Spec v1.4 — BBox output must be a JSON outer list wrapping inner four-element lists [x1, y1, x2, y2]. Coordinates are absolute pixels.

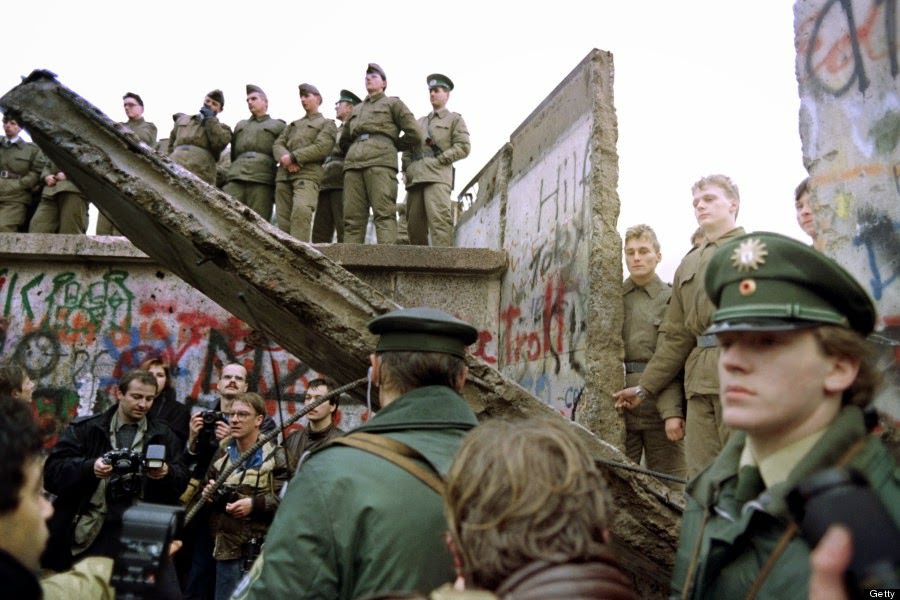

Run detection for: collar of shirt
[[365, 92, 385, 102], [739, 429, 828, 488], [430, 107, 449, 119]]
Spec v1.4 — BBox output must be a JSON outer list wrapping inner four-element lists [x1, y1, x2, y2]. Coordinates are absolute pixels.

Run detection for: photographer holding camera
[[42, 370, 188, 581], [670, 233, 900, 599], [202, 392, 289, 600]]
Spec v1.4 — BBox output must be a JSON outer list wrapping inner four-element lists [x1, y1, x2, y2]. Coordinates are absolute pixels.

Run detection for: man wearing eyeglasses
[[283, 377, 345, 473], [203, 392, 289, 600], [98, 93, 158, 235]]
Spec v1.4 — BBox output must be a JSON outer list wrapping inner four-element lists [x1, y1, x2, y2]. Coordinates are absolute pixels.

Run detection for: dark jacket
[[283, 423, 345, 473], [42, 405, 188, 570], [147, 387, 191, 446], [234, 385, 478, 600], [0, 549, 41, 600]]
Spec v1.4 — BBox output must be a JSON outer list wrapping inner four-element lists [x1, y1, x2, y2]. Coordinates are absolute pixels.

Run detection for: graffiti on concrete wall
[[0, 266, 323, 437], [499, 116, 591, 417]]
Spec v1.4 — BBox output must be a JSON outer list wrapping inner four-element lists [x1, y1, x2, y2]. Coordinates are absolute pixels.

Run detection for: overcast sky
[[4, 0, 808, 280]]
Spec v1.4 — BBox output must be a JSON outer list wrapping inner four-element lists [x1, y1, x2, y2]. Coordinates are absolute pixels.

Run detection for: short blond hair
[[624, 224, 661, 253]]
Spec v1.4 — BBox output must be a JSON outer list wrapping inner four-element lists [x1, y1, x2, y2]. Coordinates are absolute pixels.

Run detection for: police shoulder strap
[[328, 431, 444, 495]]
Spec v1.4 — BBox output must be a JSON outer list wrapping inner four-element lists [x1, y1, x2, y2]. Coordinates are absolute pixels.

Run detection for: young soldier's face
[[123, 98, 143, 120], [624, 236, 661, 282], [246, 92, 268, 117], [716, 329, 849, 445], [300, 92, 320, 114], [429, 86, 449, 110], [692, 184, 736, 231], [795, 190, 816, 239], [203, 96, 223, 115]]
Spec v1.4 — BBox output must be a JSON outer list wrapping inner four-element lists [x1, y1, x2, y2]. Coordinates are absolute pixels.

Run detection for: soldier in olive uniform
[[402, 74, 470, 246], [0, 113, 44, 233], [167, 89, 232, 185], [98, 93, 159, 235], [615, 175, 745, 479], [224, 85, 286, 221], [272, 83, 336, 241], [311, 89, 361, 243], [341, 63, 424, 244], [28, 160, 88, 234], [620, 224, 686, 489]]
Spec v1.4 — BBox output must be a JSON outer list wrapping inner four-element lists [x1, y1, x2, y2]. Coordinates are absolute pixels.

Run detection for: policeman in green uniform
[[167, 89, 232, 185], [232, 307, 480, 600], [28, 159, 88, 234], [272, 83, 336, 241], [671, 232, 900, 599], [402, 73, 470, 246], [0, 113, 44, 232], [98, 93, 159, 235], [341, 63, 424, 244], [224, 85, 286, 221], [311, 89, 361, 243]]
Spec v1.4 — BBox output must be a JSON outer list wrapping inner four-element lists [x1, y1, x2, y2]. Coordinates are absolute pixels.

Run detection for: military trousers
[[275, 179, 319, 242], [685, 393, 730, 479], [95, 211, 120, 236], [0, 198, 29, 232], [406, 181, 454, 246], [625, 426, 686, 491], [343, 166, 398, 244], [224, 181, 275, 222], [311, 188, 344, 243], [29, 192, 88, 234]]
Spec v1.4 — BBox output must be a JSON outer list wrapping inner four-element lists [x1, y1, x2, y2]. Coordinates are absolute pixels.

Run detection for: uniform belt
[[355, 133, 395, 144], [696, 334, 718, 348], [624, 361, 648, 373], [323, 156, 342, 165], [235, 151, 274, 163], [173, 144, 206, 152], [0, 170, 22, 179]]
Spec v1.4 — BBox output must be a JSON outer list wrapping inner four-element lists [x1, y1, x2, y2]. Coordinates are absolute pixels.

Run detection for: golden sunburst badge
[[731, 238, 768, 272]]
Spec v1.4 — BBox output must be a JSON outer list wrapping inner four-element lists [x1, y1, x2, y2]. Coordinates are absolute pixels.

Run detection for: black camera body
[[103, 445, 167, 502], [102, 448, 144, 475], [201, 409, 228, 434], [213, 485, 240, 511], [787, 466, 900, 597]]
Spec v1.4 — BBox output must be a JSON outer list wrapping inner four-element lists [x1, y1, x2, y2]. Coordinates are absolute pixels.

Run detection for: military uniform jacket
[[235, 385, 478, 600], [623, 275, 684, 429], [271, 112, 336, 184], [671, 405, 900, 599], [227, 114, 286, 186], [206, 440, 290, 561], [341, 92, 424, 171], [639, 227, 746, 399], [0, 137, 43, 203], [40, 159, 83, 198], [320, 124, 348, 191], [402, 108, 471, 188], [42, 405, 188, 570], [167, 113, 232, 184], [120, 117, 158, 147]]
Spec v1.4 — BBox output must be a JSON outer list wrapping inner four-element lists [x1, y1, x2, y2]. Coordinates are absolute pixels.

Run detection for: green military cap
[[426, 73, 454, 91], [298, 83, 321, 97], [206, 89, 225, 107], [339, 89, 362, 105], [246, 84, 266, 97], [705, 231, 876, 335], [368, 307, 478, 358], [366, 63, 386, 80]]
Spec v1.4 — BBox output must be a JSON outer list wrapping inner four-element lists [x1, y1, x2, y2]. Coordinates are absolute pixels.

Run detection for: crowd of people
[[0, 62, 471, 246], [0, 171, 895, 599]]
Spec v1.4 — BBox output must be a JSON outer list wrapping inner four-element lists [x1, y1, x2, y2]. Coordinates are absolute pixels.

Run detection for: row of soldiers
[[0, 62, 471, 245]]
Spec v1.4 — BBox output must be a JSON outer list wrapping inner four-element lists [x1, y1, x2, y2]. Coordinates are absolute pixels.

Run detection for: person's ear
[[823, 355, 860, 397]]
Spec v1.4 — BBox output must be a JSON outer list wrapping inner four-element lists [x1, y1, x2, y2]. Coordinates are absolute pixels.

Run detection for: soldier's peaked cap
[[368, 307, 478, 358], [339, 89, 362, 105], [704, 231, 876, 336], [426, 74, 454, 91]]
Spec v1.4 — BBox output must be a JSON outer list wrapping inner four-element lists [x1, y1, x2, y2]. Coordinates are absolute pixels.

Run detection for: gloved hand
[[199, 105, 215, 121]]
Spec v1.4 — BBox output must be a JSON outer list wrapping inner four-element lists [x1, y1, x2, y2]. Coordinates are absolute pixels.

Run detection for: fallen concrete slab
[[1, 70, 681, 597]]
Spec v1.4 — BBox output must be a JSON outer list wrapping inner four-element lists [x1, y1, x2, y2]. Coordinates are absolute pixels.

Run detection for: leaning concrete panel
[[795, 0, 900, 419], [1, 70, 676, 596]]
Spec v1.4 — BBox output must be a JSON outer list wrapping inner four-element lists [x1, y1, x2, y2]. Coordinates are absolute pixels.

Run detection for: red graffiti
[[500, 276, 570, 364], [472, 329, 497, 364]]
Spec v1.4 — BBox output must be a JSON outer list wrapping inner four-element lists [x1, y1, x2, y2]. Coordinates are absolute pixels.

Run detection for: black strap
[[329, 432, 444, 495]]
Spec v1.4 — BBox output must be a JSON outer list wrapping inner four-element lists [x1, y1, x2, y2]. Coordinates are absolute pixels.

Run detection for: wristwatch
[[635, 386, 649, 403]]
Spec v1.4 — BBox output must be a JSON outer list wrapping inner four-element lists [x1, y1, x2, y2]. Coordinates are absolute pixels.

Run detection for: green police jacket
[[639, 227, 745, 399], [0, 137, 44, 203], [120, 117, 158, 147], [671, 405, 900, 599], [233, 385, 478, 600], [227, 114, 286, 186], [402, 108, 470, 189], [341, 92, 424, 171], [167, 113, 232, 185], [272, 112, 336, 184]]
